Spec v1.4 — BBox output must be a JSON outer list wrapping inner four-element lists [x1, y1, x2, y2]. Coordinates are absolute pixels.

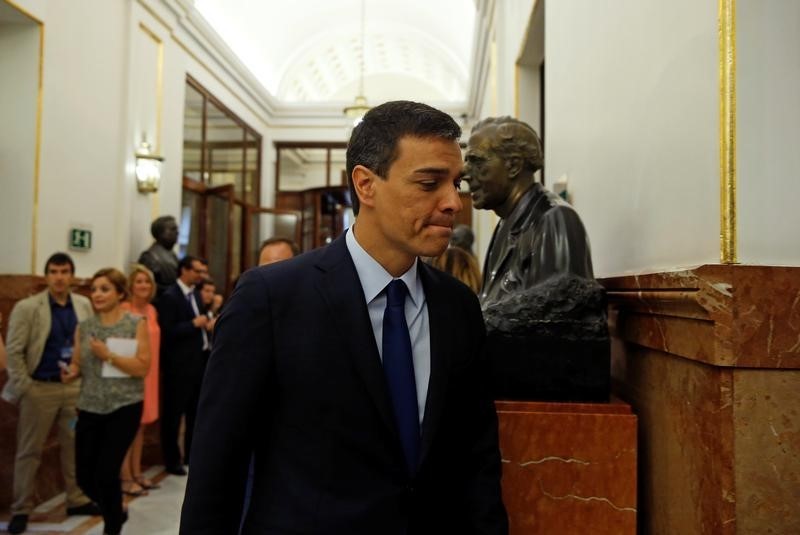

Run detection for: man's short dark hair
[[346, 100, 462, 215], [177, 255, 199, 275], [44, 252, 75, 275], [151, 215, 177, 240], [197, 277, 215, 291], [258, 237, 300, 260], [471, 116, 543, 174]]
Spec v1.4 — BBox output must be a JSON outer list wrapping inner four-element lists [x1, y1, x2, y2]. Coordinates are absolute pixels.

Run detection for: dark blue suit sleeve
[[157, 289, 199, 343], [179, 269, 273, 534]]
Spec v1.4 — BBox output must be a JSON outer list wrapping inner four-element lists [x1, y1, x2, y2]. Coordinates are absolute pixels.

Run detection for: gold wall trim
[[2, 0, 42, 23], [138, 22, 163, 152], [32, 16, 43, 274], [138, 22, 164, 216], [719, 0, 737, 264], [3, 0, 45, 273], [514, 63, 520, 118]]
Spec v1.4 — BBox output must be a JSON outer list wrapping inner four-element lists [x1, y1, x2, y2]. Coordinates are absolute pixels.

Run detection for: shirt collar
[[345, 226, 423, 308], [48, 293, 73, 308], [176, 278, 193, 296]]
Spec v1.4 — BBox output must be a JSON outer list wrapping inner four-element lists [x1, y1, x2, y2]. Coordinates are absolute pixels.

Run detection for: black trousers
[[160, 352, 207, 467], [75, 402, 142, 535]]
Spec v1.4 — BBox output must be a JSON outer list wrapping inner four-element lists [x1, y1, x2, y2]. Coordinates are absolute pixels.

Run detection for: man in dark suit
[[180, 101, 508, 534], [157, 255, 209, 475]]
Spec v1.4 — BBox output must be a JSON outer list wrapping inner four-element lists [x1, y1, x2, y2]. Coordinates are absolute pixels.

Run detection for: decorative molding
[[602, 265, 800, 369]]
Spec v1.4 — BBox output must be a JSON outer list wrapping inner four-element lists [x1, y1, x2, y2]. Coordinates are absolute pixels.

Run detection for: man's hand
[[192, 316, 209, 329], [61, 363, 80, 383]]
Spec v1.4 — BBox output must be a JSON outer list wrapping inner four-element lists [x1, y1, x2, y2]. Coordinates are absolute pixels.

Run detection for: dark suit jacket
[[157, 282, 205, 377], [180, 234, 507, 535]]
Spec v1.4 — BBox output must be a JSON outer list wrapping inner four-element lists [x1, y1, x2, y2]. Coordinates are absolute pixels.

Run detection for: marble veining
[[538, 480, 637, 513]]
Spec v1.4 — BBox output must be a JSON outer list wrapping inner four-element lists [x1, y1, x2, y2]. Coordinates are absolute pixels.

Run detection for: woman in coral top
[[119, 264, 160, 495]]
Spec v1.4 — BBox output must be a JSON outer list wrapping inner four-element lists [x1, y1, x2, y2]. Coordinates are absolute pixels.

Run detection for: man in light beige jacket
[[3, 253, 99, 534]]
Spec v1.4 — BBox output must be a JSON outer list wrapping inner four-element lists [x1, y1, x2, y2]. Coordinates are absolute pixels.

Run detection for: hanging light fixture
[[343, 0, 370, 125]]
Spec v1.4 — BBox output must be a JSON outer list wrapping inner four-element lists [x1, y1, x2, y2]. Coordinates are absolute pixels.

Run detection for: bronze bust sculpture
[[464, 117, 609, 401], [138, 215, 180, 299]]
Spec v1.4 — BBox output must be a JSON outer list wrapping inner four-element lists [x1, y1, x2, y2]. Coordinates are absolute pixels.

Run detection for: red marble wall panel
[[496, 400, 637, 535]]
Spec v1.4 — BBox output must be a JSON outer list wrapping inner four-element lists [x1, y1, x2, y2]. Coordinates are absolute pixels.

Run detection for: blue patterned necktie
[[382, 279, 420, 473]]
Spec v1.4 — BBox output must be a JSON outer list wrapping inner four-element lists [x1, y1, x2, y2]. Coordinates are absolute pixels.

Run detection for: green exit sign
[[69, 228, 92, 250]]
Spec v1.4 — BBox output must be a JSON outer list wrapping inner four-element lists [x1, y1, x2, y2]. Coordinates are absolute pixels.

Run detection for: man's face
[[367, 136, 463, 260], [258, 243, 294, 266], [160, 219, 179, 249], [464, 130, 511, 210], [181, 260, 206, 285], [45, 263, 73, 297], [200, 284, 216, 306]]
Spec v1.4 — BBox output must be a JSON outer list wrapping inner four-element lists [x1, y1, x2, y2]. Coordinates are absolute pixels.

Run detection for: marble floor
[[0, 466, 186, 534]]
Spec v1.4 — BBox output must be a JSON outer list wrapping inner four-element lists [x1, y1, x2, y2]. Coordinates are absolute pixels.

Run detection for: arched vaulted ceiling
[[194, 0, 476, 105]]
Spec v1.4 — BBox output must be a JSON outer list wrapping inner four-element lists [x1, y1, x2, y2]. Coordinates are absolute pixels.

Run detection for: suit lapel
[[34, 292, 52, 368], [173, 284, 195, 318], [418, 264, 450, 463], [314, 235, 398, 439]]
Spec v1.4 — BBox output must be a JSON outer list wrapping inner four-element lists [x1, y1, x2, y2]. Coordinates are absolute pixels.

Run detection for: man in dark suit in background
[[157, 255, 209, 475], [180, 101, 507, 534]]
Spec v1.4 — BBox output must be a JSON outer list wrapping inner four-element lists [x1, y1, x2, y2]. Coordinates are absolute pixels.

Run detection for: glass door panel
[[205, 185, 233, 289], [180, 189, 203, 258], [245, 207, 302, 270]]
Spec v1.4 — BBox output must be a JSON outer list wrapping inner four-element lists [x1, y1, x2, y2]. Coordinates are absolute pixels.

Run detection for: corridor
[[0, 467, 185, 535]]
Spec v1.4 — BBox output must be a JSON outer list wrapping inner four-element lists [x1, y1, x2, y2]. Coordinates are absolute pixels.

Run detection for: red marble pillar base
[[496, 399, 637, 535]]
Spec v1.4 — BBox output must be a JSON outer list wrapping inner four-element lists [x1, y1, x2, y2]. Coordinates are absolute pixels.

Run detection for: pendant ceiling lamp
[[343, 0, 370, 124]]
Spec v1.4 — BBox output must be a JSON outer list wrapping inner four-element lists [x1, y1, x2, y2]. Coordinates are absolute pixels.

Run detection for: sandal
[[134, 475, 160, 490], [121, 480, 148, 497]]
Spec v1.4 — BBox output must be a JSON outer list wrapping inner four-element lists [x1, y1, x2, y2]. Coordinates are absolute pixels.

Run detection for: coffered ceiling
[[194, 0, 477, 105]]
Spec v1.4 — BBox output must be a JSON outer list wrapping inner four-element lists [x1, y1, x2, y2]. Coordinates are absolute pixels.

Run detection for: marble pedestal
[[603, 265, 800, 534], [496, 399, 637, 534]]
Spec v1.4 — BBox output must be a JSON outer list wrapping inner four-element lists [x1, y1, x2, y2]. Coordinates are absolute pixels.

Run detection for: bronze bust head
[[151, 215, 179, 250], [139, 215, 180, 299], [464, 116, 609, 402]]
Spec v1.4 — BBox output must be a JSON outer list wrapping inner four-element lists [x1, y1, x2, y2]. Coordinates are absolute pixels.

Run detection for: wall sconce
[[135, 141, 164, 193]]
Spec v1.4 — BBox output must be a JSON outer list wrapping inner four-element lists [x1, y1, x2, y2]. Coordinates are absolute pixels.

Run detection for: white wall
[[3, 0, 286, 277], [479, 0, 800, 275], [737, 0, 800, 266], [545, 0, 720, 277], [20, 0, 131, 278], [0, 21, 39, 273]]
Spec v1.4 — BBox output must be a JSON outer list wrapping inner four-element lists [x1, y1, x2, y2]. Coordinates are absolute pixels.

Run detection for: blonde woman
[[429, 246, 482, 294], [120, 264, 161, 495], [61, 267, 150, 535]]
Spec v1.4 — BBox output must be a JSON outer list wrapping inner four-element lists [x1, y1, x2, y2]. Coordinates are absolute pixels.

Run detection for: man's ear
[[505, 156, 523, 179], [352, 165, 377, 209]]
